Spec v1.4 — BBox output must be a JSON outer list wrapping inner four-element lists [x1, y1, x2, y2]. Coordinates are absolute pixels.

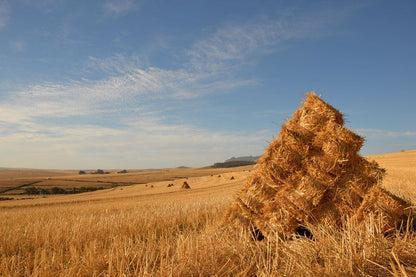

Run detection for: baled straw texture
[[226, 92, 414, 238]]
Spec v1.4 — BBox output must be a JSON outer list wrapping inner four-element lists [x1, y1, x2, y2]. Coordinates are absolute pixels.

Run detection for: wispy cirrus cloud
[[9, 41, 25, 52], [2, 4, 353, 125], [103, 0, 137, 18], [0, 6, 359, 168], [187, 3, 358, 73], [0, 0, 10, 29], [188, 20, 295, 72], [356, 129, 416, 138], [22, 0, 63, 13]]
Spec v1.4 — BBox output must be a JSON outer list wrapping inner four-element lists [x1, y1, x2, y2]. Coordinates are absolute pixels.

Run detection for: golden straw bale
[[278, 127, 312, 156], [353, 187, 412, 232], [310, 201, 341, 226], [296, 175, 327, 206], [238, 194, 264, 214], [306, 157, 338, 184], [181, 181, 191, 189], [226, 92, 414, 239]]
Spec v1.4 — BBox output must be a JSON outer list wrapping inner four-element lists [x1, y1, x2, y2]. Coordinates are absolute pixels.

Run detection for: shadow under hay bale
[[294, 225, 314, 239], [225, 92, 415, 239], [182, 181, 190, 189]]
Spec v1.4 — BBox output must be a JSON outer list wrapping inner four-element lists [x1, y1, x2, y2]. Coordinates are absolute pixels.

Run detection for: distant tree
[[39, 188, 50, 195], [95, 169, 104, 174], [51, 187, 66, 194], [0, 197, 14, 201], [211, 160, 256, 168], [24, 187, 40, 195], [118, 169, 128, 174], [78, 170, 86, 175]]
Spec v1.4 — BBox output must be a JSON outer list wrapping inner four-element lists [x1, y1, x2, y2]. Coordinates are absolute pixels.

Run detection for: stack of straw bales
[[226, 93, 414, 238]]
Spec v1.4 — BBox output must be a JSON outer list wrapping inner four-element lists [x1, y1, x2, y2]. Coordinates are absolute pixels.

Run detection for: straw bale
[[238, 194, 264, 214], [296, 175, 327, 206], [181, 182, 190, 189], [278, 128, 311, 156], [310, 201, 341, 226], [226, 92, 414, 239]]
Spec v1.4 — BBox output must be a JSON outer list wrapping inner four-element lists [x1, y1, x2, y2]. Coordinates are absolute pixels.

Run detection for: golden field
[[369, 150, 416, 204], [0, 151, 415, 276], [0, 166, 251, 196]]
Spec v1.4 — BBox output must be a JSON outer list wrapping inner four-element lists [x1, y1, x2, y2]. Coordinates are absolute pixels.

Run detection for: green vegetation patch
[[24, 186, 105, 195]]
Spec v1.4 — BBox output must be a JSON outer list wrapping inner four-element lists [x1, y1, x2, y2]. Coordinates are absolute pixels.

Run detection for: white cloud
[[0, 8, 355, 168], [188, 20, 288, 72], [187, 7, 351, 74], [0, 0, 10, 29], [1, 9, 344, 124], [0, 49, 265, 168], [9, 41, 25, 52], [356, 129, 416, 138], [22, 0, 63, 12], [0, 116, 267, 169], [104, 0, 137, 17]]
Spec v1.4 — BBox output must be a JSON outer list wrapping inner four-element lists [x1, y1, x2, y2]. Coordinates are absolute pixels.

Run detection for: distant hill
[[177, 166, 190, 169], [225, 155, 260, 163], [211, 160, 256, 168]]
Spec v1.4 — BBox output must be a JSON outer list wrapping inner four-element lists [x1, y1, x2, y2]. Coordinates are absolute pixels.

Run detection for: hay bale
[[167, 183, 174, 187], [226, 92, 414, 239], [182, 181, 190, 189], [231, 176, 235, 180]]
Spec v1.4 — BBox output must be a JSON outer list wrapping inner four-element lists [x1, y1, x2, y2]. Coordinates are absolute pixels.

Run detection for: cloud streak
[[0, 6, 359, 168], [103, 0, 137, 18], [0, 0, 10, 29], [0, 116, 268, 169], [356, 129, 416, 139], [187, 3, 357, 74]]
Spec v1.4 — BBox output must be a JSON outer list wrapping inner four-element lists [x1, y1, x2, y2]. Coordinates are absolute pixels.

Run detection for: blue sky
[[0, 0, 415, 169]]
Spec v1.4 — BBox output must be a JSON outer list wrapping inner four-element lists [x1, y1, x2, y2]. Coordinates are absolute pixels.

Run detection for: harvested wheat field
[[0, 156, 415, 276], [369, 150, 416, 204], [0, 166, 251, 197], [1, 96, 416, 276]]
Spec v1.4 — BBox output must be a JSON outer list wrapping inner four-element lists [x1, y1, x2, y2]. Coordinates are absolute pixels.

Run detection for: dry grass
[[0, 155, 415, 276], [369, 150, 416, 204]]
